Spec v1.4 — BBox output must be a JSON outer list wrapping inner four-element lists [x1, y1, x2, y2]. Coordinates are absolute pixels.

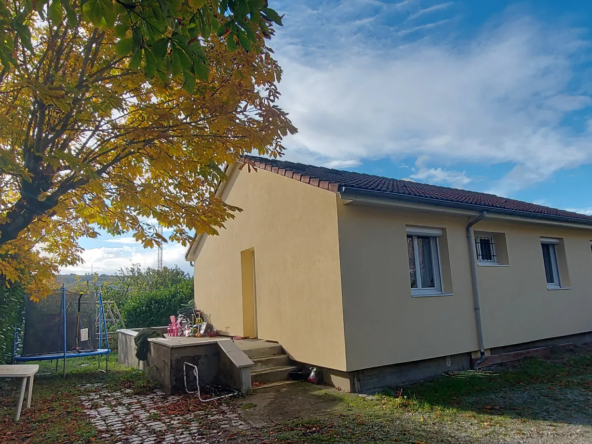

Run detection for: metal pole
[[62, 286, 67, 377], [97, 289, 102, 370], [100, 289, 110, 374], [466, 211, 487, 366]]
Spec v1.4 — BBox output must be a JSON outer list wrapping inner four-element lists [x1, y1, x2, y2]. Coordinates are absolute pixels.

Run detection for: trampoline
[[14, 286, 111, 375]]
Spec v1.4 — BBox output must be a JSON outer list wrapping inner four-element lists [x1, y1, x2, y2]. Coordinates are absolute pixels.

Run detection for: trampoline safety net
[[22, 289, 97, 356]]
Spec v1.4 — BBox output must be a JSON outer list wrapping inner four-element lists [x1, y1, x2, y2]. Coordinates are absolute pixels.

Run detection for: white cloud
[[407, 155, 472, 187], [61, 243, 192, 275], [564, 207, 592, 216], [104, 237, 140, 245], [274, 3, 592, 195], [410, 167, 471, 188], [323, 159, 362, 169], [398, 19, 451, 36], [408, 3, 453, 21]]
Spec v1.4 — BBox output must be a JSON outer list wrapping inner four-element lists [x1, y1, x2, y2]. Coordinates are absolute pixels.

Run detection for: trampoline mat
[[22, 290, 97, 356]]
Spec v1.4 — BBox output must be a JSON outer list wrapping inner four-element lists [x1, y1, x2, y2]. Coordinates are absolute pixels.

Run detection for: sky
[[63, 0, 592, 275]]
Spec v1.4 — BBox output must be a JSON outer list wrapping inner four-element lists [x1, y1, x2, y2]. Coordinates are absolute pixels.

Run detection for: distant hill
[[57, 274, 116, 288]]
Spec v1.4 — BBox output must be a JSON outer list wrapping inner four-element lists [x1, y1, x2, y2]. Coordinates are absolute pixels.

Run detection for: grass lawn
[[242, 347, 592, 443], [2, 347, 592, 443], [0, 354, 155, 443]]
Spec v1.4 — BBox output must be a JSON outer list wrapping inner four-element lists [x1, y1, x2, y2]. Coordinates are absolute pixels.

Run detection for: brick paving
[[79, 384, 249, 443]]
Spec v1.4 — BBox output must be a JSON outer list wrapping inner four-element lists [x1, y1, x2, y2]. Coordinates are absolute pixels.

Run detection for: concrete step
[[251, 354, 291, 371], [238, 341, 284, 359], [252, 365, 300, 384]]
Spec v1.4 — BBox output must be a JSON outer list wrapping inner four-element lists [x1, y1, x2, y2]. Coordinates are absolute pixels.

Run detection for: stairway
[[236, 340, 299, 384]]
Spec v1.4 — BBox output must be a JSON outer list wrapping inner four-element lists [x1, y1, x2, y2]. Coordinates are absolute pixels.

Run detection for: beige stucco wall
[[337, 202, 479, 371], [474, 219, 592, 349], [193, 166, 347, 371], [337, 201, 592, 372]]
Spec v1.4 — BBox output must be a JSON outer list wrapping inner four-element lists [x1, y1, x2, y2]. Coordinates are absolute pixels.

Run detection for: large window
[[407, 228, 442, 296], [541, 239, 560, 289]]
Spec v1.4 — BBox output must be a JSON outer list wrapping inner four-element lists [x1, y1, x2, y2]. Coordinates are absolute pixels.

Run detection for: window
[[407, 229, 442, 296], [475, 235, 497, 263], [541, 239, 560, 289], [475, 232, 510, 266]]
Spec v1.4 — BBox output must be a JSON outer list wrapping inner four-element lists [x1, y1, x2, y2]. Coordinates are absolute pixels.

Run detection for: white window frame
[[541, 238, 561, 290], [406, 227, 443, 297], [475, 234, 498, 265]]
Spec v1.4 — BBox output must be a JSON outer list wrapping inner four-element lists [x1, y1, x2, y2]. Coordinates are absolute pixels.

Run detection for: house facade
[[186, 156, 592, 392]]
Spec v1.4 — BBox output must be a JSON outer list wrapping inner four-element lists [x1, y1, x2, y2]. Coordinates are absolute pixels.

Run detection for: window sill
[[477, 262, 509, 267], [411, 292, 454, 298], [547, 286, 571, 291]]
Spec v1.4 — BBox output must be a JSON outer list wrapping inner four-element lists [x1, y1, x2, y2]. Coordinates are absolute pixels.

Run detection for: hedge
[[0, 281, 25, 363], [121, 280, 193, 328]]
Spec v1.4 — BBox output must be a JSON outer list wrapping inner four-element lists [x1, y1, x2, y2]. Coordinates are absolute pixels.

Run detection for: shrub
[[0, 280, 25, 363], [121, 280, 193, 328], [102, 265, 190, 308]]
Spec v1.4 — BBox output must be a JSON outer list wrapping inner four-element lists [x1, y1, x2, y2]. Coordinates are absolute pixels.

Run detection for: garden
[[3, 340, 592, 442]]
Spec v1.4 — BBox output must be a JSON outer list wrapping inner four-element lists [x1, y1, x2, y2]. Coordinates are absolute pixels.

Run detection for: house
[[185, 155, 592, 392]]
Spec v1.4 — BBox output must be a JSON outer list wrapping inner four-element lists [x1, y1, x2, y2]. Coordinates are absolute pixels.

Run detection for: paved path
[[79, 384, 249, 443]]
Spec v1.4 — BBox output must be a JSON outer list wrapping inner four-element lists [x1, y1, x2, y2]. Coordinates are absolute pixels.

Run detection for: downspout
[[467, 211, 487, 368]]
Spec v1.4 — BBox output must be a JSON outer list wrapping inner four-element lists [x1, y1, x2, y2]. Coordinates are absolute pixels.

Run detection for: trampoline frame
[[14, 286, 111, 376]]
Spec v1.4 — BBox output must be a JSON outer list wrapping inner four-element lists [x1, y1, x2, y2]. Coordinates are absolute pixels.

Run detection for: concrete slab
[[149, 336, 231, 348], [224, 350, 254, 368], [234, 339, 280, 352]]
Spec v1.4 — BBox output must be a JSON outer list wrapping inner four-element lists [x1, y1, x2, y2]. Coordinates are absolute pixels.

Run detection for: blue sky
[[64, 0, 592, 275]]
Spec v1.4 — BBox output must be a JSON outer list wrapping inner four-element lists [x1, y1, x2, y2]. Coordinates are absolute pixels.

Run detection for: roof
[[244, 155, 592, 226]]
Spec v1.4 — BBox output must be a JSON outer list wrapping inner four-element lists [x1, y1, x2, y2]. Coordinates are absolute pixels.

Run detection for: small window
[[407, 234, 442, 296], [475, 232, 510, 266], [541, 239, 560, 289], [475, 235, 497, 263]]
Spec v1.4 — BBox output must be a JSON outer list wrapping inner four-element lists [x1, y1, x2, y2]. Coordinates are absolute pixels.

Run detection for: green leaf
[[226, 35, 237, 51], [115, 38, 133, 56], [235, 1, 250, 20], [63, 0, 78, 27], [144, 48, 157, 78], [171, 50, 182, 77], [249, 9, 260, 24], [247, 0, 266, 10], [35, 0, 48, 14], [193, 60, 209, 82], [188, 40, 207, 62], [82, 0, 102, 26], [13, 22, 33, 52], [48, 0, 63, 24], [115, 24, 128, 38], [0, 51, 16, 69], [129, 49, 143, 69], [216, 21, 229, 37], [183, 70, 196, 94], [240, 21, 257, 42], [261, 7, 283, 25], [132, 26, 143, 47], [100, 0, 116, 27], [156, 0, 168, 16], [175, 48, 192, 71], [157, 69, 169, 84], [152, 38, 169, 60], [236, 29, 251, 51]]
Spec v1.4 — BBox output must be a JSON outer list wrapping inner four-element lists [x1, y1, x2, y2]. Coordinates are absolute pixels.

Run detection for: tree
[[0, 0, 296, 298]]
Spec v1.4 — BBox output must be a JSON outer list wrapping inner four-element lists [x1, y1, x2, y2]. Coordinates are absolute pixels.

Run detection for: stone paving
[[79, 384, 250, 443]]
